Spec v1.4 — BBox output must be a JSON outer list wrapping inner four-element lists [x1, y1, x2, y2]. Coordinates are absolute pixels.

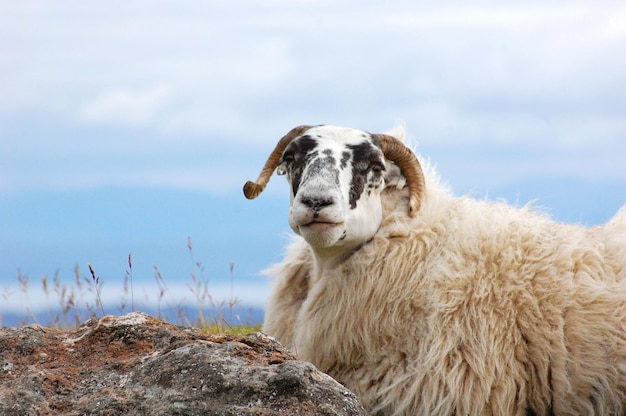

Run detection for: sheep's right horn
[[243, 125, 312, 199], [373, 134, 425, 217]]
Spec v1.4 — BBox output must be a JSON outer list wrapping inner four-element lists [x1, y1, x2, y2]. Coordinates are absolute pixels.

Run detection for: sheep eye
[[281, 153, 295, 165], [370, 162, 385, 174]]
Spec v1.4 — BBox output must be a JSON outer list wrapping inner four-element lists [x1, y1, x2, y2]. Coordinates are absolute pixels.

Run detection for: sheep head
[[244, 125, 424, 258]]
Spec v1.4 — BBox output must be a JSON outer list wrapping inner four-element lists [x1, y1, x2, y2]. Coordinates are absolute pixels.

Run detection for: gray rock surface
[[0, 312, 366, 415]]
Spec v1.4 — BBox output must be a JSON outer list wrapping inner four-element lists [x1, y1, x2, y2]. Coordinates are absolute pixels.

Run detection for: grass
[[1, 236, 263, 335], [200, 322, 263, 336]]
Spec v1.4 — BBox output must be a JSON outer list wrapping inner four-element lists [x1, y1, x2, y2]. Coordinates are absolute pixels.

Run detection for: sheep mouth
[[302, 221, 344, 233]]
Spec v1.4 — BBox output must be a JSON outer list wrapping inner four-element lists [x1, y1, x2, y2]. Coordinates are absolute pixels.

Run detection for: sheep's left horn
[[373, 134, 425, 217], [244, 125, 312, 199]]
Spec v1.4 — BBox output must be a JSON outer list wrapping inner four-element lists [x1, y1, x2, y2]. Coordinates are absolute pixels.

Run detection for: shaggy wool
[[264, 160, 626, 415]]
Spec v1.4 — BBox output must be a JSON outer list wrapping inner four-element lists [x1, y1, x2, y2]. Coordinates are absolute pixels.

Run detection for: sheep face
[[278, 126, 388, 252], [245, 124, 424, 262]]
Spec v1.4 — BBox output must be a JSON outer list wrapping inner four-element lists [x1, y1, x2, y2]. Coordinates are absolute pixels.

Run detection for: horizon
[[3, 176, 624, 326]]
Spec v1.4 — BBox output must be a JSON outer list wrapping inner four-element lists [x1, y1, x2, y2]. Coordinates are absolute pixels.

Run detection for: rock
[[0, 312, 366, 415]]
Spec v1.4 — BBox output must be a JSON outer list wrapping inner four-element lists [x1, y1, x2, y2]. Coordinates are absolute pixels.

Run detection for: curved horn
[[243, 125, 312, 199], [372, 134, 425, 217]]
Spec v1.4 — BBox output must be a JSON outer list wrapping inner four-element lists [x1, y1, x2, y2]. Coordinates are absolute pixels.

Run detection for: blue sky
[[1, 1, 625, 320]]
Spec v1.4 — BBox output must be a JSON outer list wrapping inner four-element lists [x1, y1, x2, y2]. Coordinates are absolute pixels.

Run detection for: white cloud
[[78, 85, 172, 126], [382, 4, 588, 30], [0, 0, 625, 193], [1, 279, 269, 314], [603, 8, 626, 38]]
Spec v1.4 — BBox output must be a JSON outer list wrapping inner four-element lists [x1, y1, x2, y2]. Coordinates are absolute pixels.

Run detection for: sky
[[1, 1, 625, 323]]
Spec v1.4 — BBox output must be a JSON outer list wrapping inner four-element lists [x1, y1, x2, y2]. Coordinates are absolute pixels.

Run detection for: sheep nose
[[301, 196, 334, 211]]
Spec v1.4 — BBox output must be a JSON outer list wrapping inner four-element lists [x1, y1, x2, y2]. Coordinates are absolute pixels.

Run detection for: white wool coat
[[264, 166, 626, 415]]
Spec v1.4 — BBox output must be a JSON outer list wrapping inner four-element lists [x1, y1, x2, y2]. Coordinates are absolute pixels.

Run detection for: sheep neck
[[309, 238, 372, 277], [310, 247, 345, 276]]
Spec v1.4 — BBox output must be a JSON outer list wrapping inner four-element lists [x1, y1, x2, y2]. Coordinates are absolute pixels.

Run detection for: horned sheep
[[244, 125, 626, 415]]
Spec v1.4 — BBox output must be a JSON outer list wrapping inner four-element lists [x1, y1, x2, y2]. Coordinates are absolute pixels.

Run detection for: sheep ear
[[383, 161, 406, 190], [372, 134, 425, 217]]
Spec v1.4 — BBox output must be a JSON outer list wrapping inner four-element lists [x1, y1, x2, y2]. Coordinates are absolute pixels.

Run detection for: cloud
[[381, 4, 588, 30], [1, 279, 270, 314], [0, 0, 625, 194], [78, 85, 172, 126], [604, 8, 626, 38]]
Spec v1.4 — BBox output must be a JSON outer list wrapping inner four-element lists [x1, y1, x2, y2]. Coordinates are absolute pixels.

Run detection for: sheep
[[243, 125, 626, 415]]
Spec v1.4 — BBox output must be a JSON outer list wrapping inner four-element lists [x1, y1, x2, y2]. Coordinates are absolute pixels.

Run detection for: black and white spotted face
[[277, 126, 396, 253]]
